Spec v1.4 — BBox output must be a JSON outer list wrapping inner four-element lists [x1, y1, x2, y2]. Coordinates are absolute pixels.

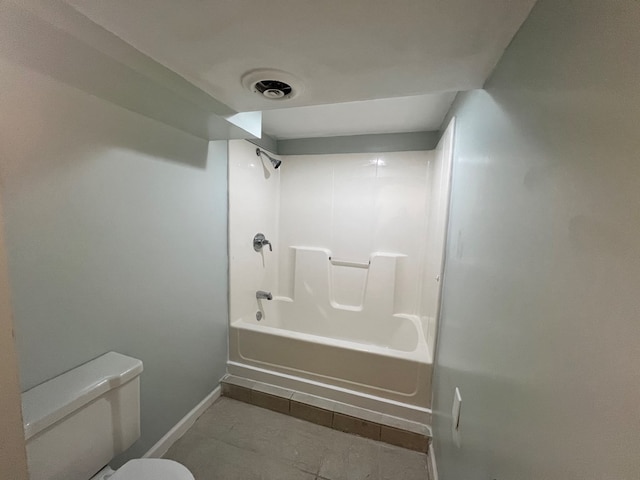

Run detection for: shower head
[[256, 148, 282, 169]]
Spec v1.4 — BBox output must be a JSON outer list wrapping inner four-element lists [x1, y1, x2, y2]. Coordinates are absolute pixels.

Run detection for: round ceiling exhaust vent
[[241, 69, 303, 101], [254, 80, 292, 99]]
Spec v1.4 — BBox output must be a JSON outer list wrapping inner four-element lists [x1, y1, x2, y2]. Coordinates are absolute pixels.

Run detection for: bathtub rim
[[231, 317, 432, 364]]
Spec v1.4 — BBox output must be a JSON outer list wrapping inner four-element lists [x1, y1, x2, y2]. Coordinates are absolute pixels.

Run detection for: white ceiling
[[63, 0, 536, 137]]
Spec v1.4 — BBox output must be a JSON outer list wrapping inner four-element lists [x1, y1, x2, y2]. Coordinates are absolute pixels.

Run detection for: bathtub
[[228, 299, 432, 423]]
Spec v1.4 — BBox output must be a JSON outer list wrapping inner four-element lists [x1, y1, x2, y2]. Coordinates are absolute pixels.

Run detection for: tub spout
[[256, 290, 273, 301]]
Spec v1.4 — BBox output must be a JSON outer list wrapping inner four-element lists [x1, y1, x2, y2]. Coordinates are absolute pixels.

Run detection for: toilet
[[21, 352, 194, 480]]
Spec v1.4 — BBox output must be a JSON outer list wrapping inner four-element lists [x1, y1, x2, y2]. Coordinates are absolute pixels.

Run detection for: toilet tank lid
[[22, 352, 143, 440]]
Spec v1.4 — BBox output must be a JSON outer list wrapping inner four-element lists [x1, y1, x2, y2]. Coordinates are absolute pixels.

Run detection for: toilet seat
[[110, 459, 194, 480]]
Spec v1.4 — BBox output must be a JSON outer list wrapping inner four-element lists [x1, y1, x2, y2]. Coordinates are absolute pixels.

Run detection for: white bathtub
[[228, 299, 432, 423]]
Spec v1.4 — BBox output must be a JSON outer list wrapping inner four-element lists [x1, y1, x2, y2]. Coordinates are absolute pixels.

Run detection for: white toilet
[[21, 352, 194, 480]]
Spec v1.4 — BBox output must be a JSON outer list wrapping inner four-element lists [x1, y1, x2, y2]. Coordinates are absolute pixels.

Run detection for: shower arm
[[256, 148, 274, 163], [256, 148, 282, 169]]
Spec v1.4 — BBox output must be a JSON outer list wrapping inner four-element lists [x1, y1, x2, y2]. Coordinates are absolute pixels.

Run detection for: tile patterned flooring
[[165, 397, 430, 480], [222, 378, 430, 452]]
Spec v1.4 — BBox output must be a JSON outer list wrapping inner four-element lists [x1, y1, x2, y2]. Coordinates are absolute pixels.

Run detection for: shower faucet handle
[[256, 290, 273, 300], [253, 233, 272, 252]]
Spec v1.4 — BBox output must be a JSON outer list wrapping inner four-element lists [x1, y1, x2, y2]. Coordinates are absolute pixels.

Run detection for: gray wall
[[0, 53, 228, 462], [433, 1, 640, 479], [248, 131, 439, 156], [277, 131, 439, 155], [0, 198, 29, 479]]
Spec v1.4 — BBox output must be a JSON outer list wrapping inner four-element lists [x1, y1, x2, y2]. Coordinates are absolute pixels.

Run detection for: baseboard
[[143, 385, 221, 459], [427, 443, 438, 480]]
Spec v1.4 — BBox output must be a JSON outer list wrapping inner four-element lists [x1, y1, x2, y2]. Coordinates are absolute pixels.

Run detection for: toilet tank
[[21, 352, 144, 480]]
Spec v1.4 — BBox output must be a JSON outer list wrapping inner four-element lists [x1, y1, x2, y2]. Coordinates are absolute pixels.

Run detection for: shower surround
[[228, 130, 452, 423]]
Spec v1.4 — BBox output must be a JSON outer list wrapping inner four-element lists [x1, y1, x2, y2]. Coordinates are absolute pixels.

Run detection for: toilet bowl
[[22, 352, 195, 480], [93, 459, 194, 480], [111, 459, 194, 480]]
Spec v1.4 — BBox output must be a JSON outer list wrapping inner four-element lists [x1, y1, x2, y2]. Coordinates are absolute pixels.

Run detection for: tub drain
[[256, 311, 263, 321]]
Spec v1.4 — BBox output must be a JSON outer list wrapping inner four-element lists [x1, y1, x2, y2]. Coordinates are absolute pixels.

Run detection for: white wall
[[420, 124, 454, 352], [433, 1, 640, 478], [0, 199, 29, 480], [278, 151, 433, 318], [228, 140, 280, 323], [0, 54, 229, 463], [228, 145, 454, 351]]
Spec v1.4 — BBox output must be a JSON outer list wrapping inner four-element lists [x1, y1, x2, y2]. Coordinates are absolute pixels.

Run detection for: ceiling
[[63, 0, 536, 137]]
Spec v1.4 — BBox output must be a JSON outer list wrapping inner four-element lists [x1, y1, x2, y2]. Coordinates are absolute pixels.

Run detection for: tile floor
[[164, 397, 430, 480]]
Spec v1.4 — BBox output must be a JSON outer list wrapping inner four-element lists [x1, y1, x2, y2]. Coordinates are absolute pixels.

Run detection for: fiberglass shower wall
[[278, 151, 433, 343], [229, 138, 451, 357], [228, 140, 280, 325]]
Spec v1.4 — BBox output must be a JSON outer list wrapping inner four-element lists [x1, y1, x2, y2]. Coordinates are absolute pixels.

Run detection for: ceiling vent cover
[[241, 69, 303, 101], [254, 80, 292, 99]]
